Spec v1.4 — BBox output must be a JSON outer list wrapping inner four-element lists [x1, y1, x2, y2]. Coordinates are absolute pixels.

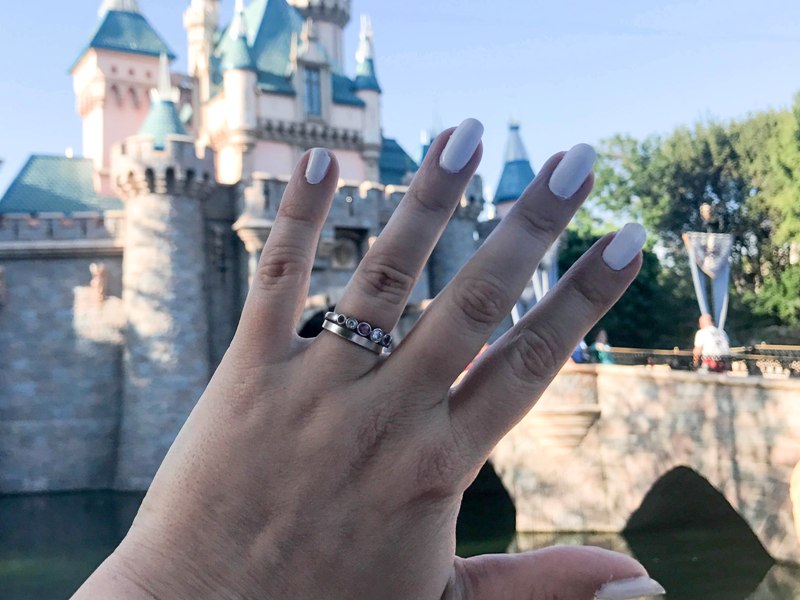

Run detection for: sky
[[2, 0, 800, 199]]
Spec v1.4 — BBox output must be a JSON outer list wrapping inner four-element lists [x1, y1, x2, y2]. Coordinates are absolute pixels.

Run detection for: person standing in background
[[591, 329, 615, 364], [693, 313, 730, 373]]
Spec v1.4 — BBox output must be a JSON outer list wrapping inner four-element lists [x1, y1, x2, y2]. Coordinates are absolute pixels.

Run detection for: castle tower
[[494, 121, 536, 219], [71, 0, 174, 195], [428, 176, 484, 296], [111, 55, 215, 490], [184, 0, 221, 105], [287, 0, 350, 71], [354, 15, 382, 181], [217, 0, 259, 184]]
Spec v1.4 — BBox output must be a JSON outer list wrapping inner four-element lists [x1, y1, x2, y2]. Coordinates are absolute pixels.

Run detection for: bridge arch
[[490, 364, 800, 563]]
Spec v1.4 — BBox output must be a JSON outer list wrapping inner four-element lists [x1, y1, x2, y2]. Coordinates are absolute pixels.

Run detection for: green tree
[[592, 98, 800, 335]]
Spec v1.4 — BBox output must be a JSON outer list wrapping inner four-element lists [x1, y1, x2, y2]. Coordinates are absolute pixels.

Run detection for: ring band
[[322, 320, 385, 354]]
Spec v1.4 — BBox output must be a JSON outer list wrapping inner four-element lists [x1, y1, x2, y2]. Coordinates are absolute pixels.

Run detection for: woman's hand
[[74, 119, 661, 600]]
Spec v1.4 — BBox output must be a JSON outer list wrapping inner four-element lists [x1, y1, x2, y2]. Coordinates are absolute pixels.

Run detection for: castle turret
[[287, 0, 350, 71], [71, 0, 174, 195], [111, 55, 215, 490], [494, 121, 536, 219], [184, 0, 220, 105], [428, 176, 484, 296], [218, 0, 258, 184], [354, 15, 382, 181]]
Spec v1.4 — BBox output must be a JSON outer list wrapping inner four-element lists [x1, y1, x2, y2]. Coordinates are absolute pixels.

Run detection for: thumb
[[450, 546, 666, 600]]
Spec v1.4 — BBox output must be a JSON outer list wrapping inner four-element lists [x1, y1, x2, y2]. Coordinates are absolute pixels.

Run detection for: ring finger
[[315, 118, 484, 364]]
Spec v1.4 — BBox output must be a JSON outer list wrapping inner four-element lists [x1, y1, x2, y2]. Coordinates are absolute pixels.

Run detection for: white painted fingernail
[[595, 576, 666, 599], [439, 118, 484, 174], [305, 148, 331, 184], [602, 223, 647, 271], [548, 143, 597, 199]]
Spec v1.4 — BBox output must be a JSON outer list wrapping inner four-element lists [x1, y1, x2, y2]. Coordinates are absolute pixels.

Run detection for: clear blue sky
[[2, 0, 800, 198]]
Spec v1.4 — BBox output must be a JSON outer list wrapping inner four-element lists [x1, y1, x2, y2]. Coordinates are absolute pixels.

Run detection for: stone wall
[[491, 364, 800, 563], [0, 256, 124, 492]]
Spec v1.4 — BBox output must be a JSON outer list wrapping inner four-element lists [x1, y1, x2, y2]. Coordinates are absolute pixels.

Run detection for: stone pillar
[[112, 136, 215, 490]]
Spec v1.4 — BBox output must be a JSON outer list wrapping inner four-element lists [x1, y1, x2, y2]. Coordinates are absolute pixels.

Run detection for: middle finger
[[316, 119, 484, 362]]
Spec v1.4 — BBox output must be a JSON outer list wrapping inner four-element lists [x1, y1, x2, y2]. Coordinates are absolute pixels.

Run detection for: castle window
[[304, 67, 322, 117]]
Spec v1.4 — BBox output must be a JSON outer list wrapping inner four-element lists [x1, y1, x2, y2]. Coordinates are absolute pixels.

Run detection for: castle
[[0, 0, 538, 492]]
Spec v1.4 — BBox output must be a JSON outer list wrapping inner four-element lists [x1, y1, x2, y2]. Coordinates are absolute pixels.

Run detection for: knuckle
[[409, 184, 450, 216], [505, 327, 562, 384], [561, 272, 608, 310], [256, 246, 309, 291], [512, 204, 562, 247], [357, 258, 416, 305], [451, 275, 509, 332]]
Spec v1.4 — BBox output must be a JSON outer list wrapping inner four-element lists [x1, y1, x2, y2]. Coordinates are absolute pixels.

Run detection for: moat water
[[2, 488, 800, 599]]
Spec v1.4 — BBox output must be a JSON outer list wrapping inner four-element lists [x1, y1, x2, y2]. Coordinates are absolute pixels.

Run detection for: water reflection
[[2, 491, 800, 599]]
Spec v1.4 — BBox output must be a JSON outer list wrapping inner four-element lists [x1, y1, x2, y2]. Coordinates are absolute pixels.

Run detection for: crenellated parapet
[[257, 118, 363, 150], [111, 135, 216, 199], [0, 212, 125, 258], [287, 0, 350, 26], [233, 174, 406, 262]]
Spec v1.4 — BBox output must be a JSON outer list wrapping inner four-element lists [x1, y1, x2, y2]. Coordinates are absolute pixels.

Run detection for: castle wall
[[116, 186, 211, 490], [204, 187, 243, 370], [0, 255, 124, 493]]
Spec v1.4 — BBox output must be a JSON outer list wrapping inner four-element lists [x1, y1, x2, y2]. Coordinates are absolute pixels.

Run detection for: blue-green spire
[[71, 2, 174, 70], [221, 0, 257, 71], [139, 55, 187, 150], [354, 15, 381, 92], [494, 121, 535, 205]]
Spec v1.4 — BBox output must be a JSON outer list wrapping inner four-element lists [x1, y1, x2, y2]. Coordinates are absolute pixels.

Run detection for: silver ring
[[322, 320, 385, 355], [323, 312, 393, 349]]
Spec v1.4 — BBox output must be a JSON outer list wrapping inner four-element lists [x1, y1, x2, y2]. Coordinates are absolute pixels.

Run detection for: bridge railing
[[601, 344, 800, 378]]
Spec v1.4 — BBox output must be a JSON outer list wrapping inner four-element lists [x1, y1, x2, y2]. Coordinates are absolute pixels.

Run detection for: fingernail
[[305, 148, 331, 184], [439, 118, 484, 174], [548, 143, 597, 199], [595, 576, 666, 599], [602, 223, 647, 270]]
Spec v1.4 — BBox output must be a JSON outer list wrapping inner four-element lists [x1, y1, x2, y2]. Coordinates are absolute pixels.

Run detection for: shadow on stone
[[624, 466, 773, 600], [456, 461, 516, 557]]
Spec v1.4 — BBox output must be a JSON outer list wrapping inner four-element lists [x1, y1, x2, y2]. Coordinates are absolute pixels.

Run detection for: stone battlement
[[0, 213, 125, 257], [241, 173, 407, 230], [111, 135, 216, 199], [288, 0, 351, 26]]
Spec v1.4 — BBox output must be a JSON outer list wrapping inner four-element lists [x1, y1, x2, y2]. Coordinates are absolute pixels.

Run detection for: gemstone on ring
[[370, 328, 384, 343], [381, 333, 392, 347], [345, 317, 358, 330], [356, 322, 372, 337], [335, 313, 346, 326]]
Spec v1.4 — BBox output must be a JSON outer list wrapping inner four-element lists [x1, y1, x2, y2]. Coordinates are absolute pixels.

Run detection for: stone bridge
[[490, 364, 800, 564]]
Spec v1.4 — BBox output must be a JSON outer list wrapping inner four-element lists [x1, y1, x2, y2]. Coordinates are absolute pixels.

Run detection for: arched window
[[304, 68, 322, 117], [110, 85, 123, 107], [128, 87, 140, 110]]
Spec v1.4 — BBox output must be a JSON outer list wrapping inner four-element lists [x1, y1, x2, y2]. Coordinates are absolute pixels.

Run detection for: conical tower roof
[[221, 0, 257, 71], [354, 15, 380, 92], [71, 0, 174, 70], [139, 55, 187, 150], [494, 121, 535, 205]]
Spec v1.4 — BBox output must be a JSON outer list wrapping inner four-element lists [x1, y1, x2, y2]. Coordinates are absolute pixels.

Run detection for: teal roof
[[0, 155, 122, 214], [71, 10, 174, 70], [139, 100, 188, 150], [494, 159, 535, 204], [332, 73, 366, 106], [221, 35, 257, 72], [354, 58, 381, 92], [380, 138, 418, 185], [213, 0, 364, 105]]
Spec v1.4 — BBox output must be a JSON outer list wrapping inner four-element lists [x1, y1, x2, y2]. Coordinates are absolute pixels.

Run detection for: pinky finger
[[448, 224, 646, 461]]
